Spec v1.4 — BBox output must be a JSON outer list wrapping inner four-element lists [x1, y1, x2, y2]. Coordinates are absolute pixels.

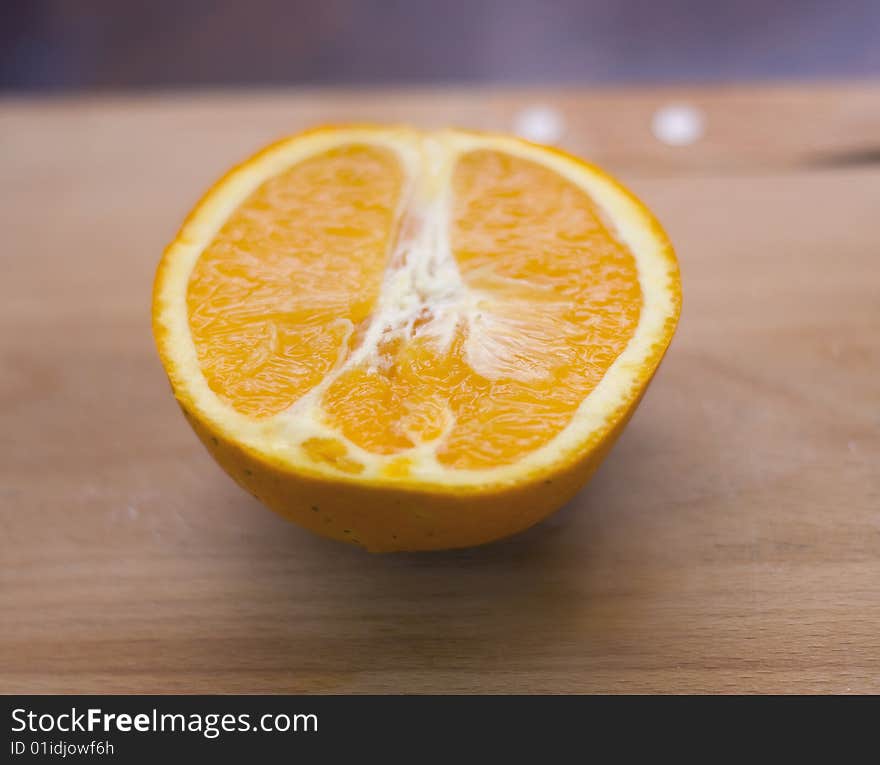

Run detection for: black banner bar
[[2, 695, 875, 761]]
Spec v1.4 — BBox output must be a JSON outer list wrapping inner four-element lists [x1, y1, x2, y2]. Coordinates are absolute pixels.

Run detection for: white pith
[[156, 127, 678, 487]]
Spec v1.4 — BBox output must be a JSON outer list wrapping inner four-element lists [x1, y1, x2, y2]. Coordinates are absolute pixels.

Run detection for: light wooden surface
[[1, 84, 878, 694]]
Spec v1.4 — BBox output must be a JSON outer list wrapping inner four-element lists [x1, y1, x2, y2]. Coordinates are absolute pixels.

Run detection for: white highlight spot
[[513, 105, 566, 145], [651, 104, 705, 146]]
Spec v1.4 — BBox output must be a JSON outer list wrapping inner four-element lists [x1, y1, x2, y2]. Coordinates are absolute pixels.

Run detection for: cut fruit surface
[[153, 126, 680, 551]]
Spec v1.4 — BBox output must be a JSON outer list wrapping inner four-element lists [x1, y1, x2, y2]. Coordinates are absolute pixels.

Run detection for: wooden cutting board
[[2, 83, 878, 693]]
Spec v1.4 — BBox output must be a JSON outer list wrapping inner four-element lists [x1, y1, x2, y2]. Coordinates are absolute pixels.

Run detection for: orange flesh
[[187, 145, 404, 418], [187, 145, 641, 471]]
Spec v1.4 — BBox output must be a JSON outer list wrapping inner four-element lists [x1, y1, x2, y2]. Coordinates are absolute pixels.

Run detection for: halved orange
[[153, 126, 680, 551]]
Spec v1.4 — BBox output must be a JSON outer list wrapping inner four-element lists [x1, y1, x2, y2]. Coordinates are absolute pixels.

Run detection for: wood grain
[[1, 84, 878, 693]]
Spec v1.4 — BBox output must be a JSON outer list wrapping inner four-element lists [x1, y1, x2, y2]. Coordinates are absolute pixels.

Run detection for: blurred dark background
[[2, 0, 880, 92]]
